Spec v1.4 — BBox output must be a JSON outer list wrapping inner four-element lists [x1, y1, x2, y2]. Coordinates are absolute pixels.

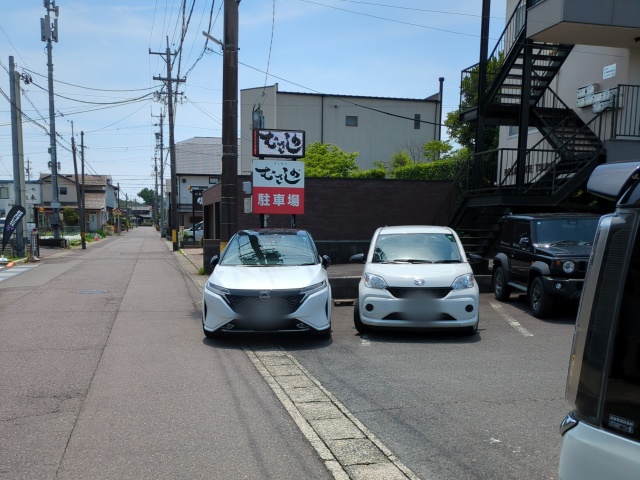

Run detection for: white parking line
[[490, 301, 534, 337]]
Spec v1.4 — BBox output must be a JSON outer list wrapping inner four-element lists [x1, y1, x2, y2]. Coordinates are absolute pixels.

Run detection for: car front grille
[[382, 312, 456, 321], [225, 289, 304, 316], [386, 287, 452, 299]]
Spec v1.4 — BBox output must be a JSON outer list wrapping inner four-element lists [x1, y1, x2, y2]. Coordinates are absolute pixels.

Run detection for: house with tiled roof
[[40, 173, 118, 232]]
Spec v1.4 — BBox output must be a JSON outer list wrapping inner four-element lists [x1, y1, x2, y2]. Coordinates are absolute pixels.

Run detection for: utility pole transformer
[[9, 56, 27, 256], [151, 39, 184, 251], [41, 0, 61, 239]]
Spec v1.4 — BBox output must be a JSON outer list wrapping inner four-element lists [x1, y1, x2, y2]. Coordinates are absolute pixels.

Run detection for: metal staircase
[[446, 0, 607, 259]]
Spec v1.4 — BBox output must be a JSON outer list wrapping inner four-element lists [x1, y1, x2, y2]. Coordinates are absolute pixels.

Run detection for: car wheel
[[493, 266, 511, 301], [529, 277, 553, 318], [353, 303, 370, 334]]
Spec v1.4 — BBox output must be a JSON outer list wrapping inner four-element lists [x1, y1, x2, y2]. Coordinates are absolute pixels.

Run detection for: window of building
[[0, 186, 8, 199], [414, 114, 421, 129], [209, 177, 218, 184], [508, 125, 536, 137], [59, 186, 68, 196], [345, 115, 358, 127]]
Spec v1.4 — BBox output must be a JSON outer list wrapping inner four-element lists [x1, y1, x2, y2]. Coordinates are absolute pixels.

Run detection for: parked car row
[[201, 224, 482, 339], [199, 163, 640, 480]]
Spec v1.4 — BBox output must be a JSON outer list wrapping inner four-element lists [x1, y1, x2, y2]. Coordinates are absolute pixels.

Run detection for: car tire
[[493, 266, 511, 301], [529, 276, 553, 318], [353, 303, 370, 334]]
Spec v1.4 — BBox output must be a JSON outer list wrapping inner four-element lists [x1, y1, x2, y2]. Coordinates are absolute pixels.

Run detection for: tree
[[445, 55, 503, 152], [62, 207, 79, 226], [138, 188, 155, 205], [301, 142, 359, 178]]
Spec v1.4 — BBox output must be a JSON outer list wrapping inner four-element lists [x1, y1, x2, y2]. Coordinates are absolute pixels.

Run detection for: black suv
[[492, 213, 600, 318]]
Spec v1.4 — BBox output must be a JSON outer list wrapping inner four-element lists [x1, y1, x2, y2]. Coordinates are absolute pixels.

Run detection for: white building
[[0, 180, 41, 223], [240, 83, 443, 174], [172, 137, 241, 228]]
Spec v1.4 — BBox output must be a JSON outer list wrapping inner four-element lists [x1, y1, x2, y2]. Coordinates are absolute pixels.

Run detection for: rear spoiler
[[587, 161, 640, 202]]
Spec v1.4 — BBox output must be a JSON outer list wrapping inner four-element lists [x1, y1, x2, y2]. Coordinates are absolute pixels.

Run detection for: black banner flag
[[2, 205, 26, 253]]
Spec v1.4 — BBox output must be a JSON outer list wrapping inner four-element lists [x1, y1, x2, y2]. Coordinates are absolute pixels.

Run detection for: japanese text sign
[[252, 159, 304, 214], [252, 129, 305, 159]]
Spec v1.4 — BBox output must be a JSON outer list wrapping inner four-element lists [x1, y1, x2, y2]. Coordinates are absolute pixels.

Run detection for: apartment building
[[240, 83, 443, 174]]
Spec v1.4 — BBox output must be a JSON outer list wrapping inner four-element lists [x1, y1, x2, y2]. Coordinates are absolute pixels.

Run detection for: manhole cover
[[78, 290, 108, 294]]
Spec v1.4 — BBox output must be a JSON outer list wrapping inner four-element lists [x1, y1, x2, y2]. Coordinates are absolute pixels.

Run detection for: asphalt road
[[0, 227, 578, 479]]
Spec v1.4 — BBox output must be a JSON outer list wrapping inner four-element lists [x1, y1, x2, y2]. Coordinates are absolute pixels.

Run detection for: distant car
[[184, 221, 203, 242], [492, 213, 600, 318], [202, 229, 332, 339], [0, 217, 5, 230], [351, 225, 480, 335]]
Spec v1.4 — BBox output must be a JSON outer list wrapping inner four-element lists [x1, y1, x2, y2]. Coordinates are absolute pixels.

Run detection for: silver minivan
[[558, 161, 640, 479]]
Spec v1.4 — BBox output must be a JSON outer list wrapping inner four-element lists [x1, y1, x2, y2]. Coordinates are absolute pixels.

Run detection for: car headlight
[[364, 273, 387, 289], [206, 281, 230, 296], [452, 273, 475, 290], [562, 261, 576, 274], [301, 280, 327, 296]]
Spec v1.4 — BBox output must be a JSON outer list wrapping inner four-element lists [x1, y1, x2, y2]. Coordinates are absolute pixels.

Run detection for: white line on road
[[490, 301, 534, 337], [360, 335, 371, 346]]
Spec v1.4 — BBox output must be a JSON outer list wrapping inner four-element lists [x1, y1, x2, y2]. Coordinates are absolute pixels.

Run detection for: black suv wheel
[[529, 276, 553, 318], [493, 266, 511, 301]]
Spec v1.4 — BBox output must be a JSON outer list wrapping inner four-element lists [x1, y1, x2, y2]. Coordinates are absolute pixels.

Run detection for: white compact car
[[202, 229, 332, 338], [352, 225, 480, 335]]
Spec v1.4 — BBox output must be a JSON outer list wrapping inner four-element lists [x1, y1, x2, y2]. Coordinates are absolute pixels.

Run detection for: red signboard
[[252, 159, 304, 214]]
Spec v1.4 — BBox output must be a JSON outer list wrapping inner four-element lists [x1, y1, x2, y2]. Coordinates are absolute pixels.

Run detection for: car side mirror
[[350, 253, 365, 264], [210, 255, 219, 269], [321, 255, 331, 269]]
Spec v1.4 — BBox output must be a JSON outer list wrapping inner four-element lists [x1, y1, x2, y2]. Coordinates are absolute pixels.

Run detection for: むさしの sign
[[252, 160, 304, 215]]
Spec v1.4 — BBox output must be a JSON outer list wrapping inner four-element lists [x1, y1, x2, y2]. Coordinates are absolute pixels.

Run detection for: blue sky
[[0, 0, 506, 202]]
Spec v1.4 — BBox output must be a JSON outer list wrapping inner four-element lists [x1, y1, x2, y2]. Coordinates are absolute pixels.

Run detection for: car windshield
[[534, 218, 599, 245], [371, 232, 462, 263], [220, 231, 318, 266]]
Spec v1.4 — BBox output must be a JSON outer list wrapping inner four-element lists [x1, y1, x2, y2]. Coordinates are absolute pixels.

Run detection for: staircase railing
[[460, 0, 527, 109], [613, 85, 640, 139]]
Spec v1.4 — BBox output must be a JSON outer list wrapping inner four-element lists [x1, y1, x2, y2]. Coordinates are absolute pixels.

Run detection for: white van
[[558, 161, 640, 480]]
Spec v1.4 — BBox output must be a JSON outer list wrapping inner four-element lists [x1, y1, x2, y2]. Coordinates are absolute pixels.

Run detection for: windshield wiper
[[549, 240, 580, 246], [433, 260, 462, 264], [388, 259, 434, 264]]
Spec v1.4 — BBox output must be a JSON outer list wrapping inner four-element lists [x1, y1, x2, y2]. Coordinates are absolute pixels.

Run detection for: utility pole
[[220, 0, 240, 245], [152, 109, 165, 236], [70, 121, 82, 246], [41, 0, 61, 239], [9, 56, 27, 256], [153, 155, 158, 228], [26, 158, 31, 181], [80, 131, 86, 249], [117, 182, 120, 235], [151, 38, 184, 251]]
